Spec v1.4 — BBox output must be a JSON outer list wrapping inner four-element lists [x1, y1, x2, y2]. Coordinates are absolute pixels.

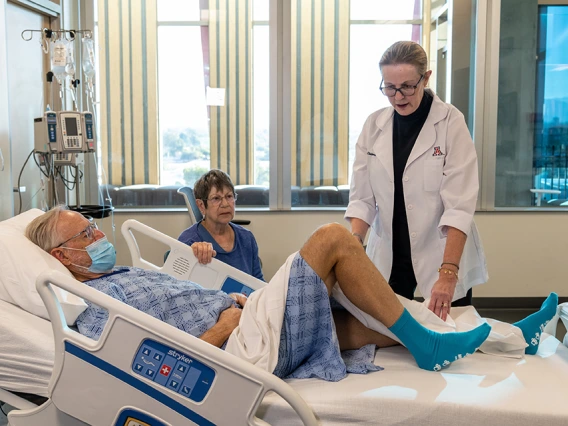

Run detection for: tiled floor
[[1, 309, 565, 425]]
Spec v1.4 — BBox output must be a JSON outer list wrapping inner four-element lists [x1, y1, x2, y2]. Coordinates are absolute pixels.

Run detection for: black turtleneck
[[389, 90, 434, 299]]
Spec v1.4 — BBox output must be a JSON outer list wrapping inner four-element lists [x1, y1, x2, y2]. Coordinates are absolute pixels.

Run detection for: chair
[[177, 186, 204, 225]]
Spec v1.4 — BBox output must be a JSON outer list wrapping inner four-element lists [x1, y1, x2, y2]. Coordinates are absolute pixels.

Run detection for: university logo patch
[[433, 146, 444, 156]]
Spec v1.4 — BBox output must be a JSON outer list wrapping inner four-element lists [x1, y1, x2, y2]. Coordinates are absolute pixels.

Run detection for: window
[[289, 0, 422, 207], [494, 2, 568, 207], [93, 1, 423, 208]]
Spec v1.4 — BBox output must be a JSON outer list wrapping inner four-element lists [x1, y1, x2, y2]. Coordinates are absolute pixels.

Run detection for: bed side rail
[[121, 219, 266, 294], [36, 270, 316, 426]]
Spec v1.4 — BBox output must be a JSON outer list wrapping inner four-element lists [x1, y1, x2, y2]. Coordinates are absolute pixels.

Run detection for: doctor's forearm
[[349, 218, 370, 244], [442, 227, 467, 268]]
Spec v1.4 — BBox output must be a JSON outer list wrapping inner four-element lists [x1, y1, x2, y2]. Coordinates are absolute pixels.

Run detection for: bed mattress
[[2, 297, 568, 425], [259, 333, 568, 425], [0, 300, 54, 397]]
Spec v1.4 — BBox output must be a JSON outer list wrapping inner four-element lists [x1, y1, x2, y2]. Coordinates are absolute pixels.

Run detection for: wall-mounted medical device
[[58, 111, 84, 152], [81, 111, 96, 152], [34, 111, 59, 153], [34, 111, 96, 153], [54, 152, 84, 166]]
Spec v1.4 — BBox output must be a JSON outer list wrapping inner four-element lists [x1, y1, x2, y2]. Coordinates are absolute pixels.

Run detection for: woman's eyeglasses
[[380, 75, 424, 97], [203, 193, 238, 206]]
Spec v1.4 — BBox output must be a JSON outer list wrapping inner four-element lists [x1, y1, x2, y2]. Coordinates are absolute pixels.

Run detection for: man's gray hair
[[25, 205, 69, 252]]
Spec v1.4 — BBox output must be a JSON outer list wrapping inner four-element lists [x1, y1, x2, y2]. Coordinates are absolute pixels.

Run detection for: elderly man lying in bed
[[26, 207, 558, 380]]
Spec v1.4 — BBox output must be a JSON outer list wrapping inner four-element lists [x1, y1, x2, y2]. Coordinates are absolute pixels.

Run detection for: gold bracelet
[[352, 232, 364, 244], [438, 267, 459, 280]]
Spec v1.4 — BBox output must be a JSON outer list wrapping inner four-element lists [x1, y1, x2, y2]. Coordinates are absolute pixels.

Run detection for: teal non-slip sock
[[513, 292, 558, 355], [389, 308, 491, 371]]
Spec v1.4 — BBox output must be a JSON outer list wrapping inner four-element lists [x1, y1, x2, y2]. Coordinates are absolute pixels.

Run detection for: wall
[[6, 3, 47, 213], [0, 1, 13, 221], [100, 209, 568, 298]]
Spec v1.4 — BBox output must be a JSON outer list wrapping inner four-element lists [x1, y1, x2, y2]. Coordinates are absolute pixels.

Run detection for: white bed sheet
[[0, 299, 54, 397], [3, 294, 568, 426], [259, 333, 568, 425]]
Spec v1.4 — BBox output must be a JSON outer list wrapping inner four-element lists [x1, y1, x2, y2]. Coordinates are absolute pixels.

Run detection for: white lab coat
[[345, 91, 488, 301]]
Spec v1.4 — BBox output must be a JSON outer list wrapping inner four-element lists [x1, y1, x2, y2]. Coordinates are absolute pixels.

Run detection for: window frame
[[83, 0, 568, 212]]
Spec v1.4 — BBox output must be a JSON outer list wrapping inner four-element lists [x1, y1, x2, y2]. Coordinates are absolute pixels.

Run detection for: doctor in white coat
[[345, 41, 488, 321]]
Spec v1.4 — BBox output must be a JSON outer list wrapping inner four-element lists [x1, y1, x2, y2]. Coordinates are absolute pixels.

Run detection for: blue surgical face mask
[[64, 237, 116, 273]]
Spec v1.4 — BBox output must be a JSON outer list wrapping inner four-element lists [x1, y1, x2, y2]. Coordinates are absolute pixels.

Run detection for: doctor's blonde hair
[[379, 41, 428, 76], [26, 205, 69, 252]]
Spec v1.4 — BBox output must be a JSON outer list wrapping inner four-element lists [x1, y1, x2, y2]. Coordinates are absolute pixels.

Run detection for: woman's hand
[[428, 274, 457, 321], [191, 242, 217, 264]]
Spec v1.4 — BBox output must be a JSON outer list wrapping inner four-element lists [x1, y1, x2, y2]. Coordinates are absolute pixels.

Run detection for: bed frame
[[2, 219, 568, 426], [5, 219, 317, 426]]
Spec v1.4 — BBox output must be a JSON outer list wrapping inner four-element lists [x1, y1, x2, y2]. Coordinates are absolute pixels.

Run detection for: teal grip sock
[[389, 308, 491, 371], [513, 292, 558, 355]]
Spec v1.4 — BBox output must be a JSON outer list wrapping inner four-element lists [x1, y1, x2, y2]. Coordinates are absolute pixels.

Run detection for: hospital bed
[[0, 214, 568, 425]]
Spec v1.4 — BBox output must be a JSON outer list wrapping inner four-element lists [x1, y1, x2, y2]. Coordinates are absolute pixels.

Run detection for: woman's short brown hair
[[194, 169, 235, 207], [379, 41, 428, 76]]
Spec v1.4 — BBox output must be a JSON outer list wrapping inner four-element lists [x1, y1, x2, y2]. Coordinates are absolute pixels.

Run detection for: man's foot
[[389, 309, 491, 371], [513, 292, 558, 355]]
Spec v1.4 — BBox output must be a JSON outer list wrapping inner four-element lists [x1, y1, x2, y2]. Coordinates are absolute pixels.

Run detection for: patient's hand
[[200, 306, 242, 347], [191, 242, 217, 264], [229, 293, 248, 308]]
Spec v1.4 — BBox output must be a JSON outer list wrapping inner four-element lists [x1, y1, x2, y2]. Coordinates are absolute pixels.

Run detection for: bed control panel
[[220, 277, 255, 296], [132, 339, 215, 402]]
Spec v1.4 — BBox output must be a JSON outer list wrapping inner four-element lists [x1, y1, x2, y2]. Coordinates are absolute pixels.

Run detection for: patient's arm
[[199, 306, 242, 347]]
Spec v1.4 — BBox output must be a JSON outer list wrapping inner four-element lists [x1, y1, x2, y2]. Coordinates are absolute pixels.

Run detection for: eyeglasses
[[380, 75, 424, 97], [56, 223, 98, 248], [203, 193, 238, 206]]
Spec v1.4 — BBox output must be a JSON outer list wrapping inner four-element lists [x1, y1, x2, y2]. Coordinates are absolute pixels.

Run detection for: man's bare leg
[[333, 310, 398, 350], [299, 223, 491, 371], [299, 223, 404, 327]]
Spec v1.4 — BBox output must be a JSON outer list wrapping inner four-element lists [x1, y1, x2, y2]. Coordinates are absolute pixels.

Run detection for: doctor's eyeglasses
[[203, 193, 238, 206], [380, 75, 424, 97], [56, 223, 98, 247]]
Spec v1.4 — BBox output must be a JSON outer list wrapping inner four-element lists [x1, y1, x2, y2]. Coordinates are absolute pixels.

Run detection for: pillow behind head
[[0, 209, 87, 325]]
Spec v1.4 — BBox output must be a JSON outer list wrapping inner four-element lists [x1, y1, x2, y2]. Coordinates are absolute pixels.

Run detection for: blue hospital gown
[[76, 265, 382, 381], [76, 267, 235, 340]]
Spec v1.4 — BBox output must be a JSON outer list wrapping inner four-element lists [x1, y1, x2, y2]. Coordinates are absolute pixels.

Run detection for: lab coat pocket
[[423, 158, 444, 192]]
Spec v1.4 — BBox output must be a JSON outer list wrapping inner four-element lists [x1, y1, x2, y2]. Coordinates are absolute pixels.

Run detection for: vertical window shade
[[292, 0, 350, 187], [209, 0, 253, 185], [98, 0, 159, 185]]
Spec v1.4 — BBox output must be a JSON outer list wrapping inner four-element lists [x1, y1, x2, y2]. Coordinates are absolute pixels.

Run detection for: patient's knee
[[314, 223, 349, 241]]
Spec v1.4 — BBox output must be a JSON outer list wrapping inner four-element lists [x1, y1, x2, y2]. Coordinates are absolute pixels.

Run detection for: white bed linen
[[3, 292, 567, 426], [259, 333, 568, 425], [0, 300, 54, 397]]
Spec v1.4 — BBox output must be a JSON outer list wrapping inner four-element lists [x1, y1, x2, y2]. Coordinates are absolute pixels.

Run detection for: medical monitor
[[58, 111, 84, 152], [64, 116, 79, 136]]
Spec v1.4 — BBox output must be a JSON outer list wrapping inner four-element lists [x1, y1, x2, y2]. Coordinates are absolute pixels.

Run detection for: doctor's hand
[[428, 275, 457, 321], [191, 242, 217, 264]]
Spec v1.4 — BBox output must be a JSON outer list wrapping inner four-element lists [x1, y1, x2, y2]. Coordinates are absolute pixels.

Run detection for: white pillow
[[0, 209, 87, 325]]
